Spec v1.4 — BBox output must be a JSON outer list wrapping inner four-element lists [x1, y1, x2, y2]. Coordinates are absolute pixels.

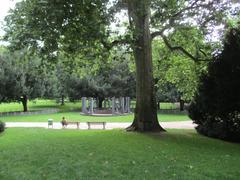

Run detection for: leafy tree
[[67, 57, 136, 107], [152, 39, 208, 110], [3, 0, 239, 131], [54, 61, 71, 105], [188, 27, 240, 142], [0, 49, 50, 112], [156, 83, 179, 109]]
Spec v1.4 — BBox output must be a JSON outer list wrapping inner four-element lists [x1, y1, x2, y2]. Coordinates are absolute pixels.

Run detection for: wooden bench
[[87, 122, 106, 130], [63, 122, 80, 129]]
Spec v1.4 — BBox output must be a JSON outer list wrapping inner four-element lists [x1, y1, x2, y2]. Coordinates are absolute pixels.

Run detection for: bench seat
[[64, 122, 80, 129], [87, 122, 106, 130]]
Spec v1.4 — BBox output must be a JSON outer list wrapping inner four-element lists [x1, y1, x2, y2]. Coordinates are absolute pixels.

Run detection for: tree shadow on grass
[[142, 129, 240, 153]]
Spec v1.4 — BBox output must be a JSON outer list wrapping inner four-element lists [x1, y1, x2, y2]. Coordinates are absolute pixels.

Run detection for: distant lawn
[[0, 99, 178, 113], [0, 99, 186, 122], [0, 112, 190, 122], [0, 128, 239, 179], [0, 99, 82, 113]]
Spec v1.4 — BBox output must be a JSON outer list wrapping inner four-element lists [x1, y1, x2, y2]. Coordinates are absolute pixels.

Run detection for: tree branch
[[101, 38, 131, 50], [151, 26, 169, 40], [161, 34, 211, 62]]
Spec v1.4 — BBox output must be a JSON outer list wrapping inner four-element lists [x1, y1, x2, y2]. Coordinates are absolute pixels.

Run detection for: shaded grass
[[0, 111, 190, 122], [0, 128, 239, 179]]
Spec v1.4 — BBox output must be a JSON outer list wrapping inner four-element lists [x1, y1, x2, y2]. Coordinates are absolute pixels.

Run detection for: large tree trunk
[[21, 95, 28, 112], [126, 0, 165, 132]]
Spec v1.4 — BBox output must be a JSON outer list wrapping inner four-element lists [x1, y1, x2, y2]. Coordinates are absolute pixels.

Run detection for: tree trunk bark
[[21, 95, 28, 112], [126, 0, 165, 132], [157, 101, 160, 110], [180, 99, 185, 111], [61, 95, 64, 106]]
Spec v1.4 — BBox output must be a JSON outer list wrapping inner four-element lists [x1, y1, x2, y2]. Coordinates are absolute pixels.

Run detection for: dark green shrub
[[188, 27, 240, 142], [0, 121, 5, 133]]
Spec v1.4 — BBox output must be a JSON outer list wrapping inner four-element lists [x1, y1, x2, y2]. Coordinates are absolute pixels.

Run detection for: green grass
[[0, 99, 82, 113], [0, 99, 178, 113], [160, 102, 177, 109], [0, 99, 188, 122], [0, 112, 190, 122], [0, 128, 239, 179]]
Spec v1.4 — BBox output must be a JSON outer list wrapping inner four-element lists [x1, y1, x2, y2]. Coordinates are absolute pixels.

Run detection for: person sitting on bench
[[61, 117, 67, 128]]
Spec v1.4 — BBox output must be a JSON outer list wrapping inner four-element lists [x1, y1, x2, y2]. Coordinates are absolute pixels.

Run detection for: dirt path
[[5, 121, 196, 130]]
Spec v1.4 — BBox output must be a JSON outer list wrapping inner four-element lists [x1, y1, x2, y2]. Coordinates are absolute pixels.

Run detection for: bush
[[0, 121, 5, 133], [188, 27, 240, 142]]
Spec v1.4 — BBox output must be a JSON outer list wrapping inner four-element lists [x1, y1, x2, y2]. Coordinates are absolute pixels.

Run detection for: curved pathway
[[5, 121, 196, 129]]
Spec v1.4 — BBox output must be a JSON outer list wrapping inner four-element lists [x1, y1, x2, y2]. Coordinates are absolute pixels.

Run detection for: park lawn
[[0, 99, 82, 113], [0, 112, 190, 122], [0, 128, 239, 179], [0, 99, 178, 113]]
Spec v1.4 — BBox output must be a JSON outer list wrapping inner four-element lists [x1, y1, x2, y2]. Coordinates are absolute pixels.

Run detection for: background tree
[[66, 57, 136, 107], [0, 49, 51, 112], [188, 27, 240, 142], [152, 39, 208, 111], [155, 83, 179, 110]]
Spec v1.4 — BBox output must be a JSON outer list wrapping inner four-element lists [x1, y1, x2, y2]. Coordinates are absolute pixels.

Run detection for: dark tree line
[[189, 27, 240, 142]]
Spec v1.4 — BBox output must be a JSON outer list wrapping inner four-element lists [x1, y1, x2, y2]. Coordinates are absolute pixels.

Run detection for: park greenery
[[0, 1, 239, 138], [3, 0, 240, 132], [0, 1, 240, 179]]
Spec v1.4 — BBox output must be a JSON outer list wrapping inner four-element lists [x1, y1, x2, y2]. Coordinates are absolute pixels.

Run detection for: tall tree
[[3, 0, 239, 131], [0, 49, 47, 112]]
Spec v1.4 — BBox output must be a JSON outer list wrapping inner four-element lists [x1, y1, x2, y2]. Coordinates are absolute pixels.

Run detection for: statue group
[[81, 97, 131, 115]]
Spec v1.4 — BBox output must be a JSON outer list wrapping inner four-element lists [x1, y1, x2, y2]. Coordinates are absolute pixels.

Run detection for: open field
[[0, 111, 190, 122], [0, 128, 239, 179], [0, 99, 81, 113], [0, 100, 187, 123], [0, 99, 178, 113]]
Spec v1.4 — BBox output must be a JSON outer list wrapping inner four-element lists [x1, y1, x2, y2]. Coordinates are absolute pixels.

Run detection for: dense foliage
[[67, 58, 136, 102], [0, 49, 49, 111], [188, 27, 240, 142]]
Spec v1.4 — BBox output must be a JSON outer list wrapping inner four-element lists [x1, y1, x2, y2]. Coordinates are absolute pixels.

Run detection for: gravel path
[[5, 121, 196, 130]]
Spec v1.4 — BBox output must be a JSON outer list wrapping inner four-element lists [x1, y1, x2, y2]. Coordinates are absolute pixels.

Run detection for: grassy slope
[[0, 112, 190, 122], [0, 128, 239, 179]]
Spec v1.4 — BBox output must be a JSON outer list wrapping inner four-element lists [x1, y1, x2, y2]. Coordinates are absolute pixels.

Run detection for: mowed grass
[[0, 128, 239, 179], [0, 112, 190, 122], [0, 100, 188, 122], [0, 99, 82, 112], [0, 99, 178, 113]]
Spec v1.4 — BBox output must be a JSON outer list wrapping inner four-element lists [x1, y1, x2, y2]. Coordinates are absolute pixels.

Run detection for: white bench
[[87, 122, 106, 130], [62, 121, 80, 129]]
